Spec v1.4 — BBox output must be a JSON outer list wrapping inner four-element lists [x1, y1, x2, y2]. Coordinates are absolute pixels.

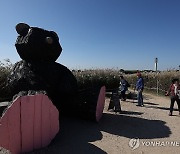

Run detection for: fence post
[[157, 77, 159, 95], [155, 58, 158, 95]]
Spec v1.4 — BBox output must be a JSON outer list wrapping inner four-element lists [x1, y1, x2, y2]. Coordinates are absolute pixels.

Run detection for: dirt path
[[30, 92, 180, 154]]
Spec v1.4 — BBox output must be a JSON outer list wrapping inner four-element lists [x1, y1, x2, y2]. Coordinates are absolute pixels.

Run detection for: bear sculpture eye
[[45, 37, 53, 44]]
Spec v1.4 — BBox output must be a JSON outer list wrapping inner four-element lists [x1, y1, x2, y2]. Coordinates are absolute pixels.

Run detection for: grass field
[[0, 59, 179, 96]]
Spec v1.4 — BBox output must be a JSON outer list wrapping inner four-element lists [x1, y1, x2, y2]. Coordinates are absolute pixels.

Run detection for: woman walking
[[166, 79, 180, 116]]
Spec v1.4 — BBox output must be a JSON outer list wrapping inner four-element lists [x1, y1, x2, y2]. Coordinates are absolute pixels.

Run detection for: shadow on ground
[[125, 100, 158, 106], [100, 113, 171, 139], [144, 105, 179, 111], [30, 112, 171, 154], [143, 102, 159, 105], [30, 117, 106, 154], [117, 110, 143, 115]]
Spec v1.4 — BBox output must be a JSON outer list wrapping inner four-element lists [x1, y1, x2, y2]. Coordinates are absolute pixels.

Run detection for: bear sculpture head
[[15, 23, 62, 62]]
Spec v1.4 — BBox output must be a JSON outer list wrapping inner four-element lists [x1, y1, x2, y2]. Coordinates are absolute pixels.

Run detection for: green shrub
[[73, 69, 121, 90], [125, 71, 180, 95], [0, 59, 13, 86], [0, 59, 13, 101], [73, 69, 180, 95], [0, 59, 179, 96]]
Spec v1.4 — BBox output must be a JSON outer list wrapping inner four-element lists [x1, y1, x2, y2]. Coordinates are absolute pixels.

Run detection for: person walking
[[119, 75, 129, 101], [135, 72, 144, 107], [165, 78, 180, 116]]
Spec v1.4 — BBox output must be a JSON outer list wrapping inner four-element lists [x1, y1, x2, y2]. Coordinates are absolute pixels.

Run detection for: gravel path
[[29, 92, 180, 154]]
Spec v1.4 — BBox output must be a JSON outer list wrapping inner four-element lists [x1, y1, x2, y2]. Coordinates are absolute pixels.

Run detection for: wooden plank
[[0, 110, 10, 151], [0, 94, 59, 153], [50, 101, 59, 140], [8, 98, 21, 154], [96, 86, 106, 122], [33, 94, 43, 150], [21, 96, 35, 153], [41, 95, 51, 147]]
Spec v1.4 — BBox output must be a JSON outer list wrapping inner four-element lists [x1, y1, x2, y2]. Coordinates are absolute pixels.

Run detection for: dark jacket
[[167, 84, 180, 97], [119, 79, 129, 92], [136, 77, 144, 91]]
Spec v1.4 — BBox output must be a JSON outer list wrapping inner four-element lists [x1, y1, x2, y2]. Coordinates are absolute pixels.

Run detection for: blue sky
[[0, 0, 180, 70]]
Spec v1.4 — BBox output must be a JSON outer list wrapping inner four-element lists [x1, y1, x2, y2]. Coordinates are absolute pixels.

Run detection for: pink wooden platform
[[0, 94, 59, 154], [96, 86, 106, 122]]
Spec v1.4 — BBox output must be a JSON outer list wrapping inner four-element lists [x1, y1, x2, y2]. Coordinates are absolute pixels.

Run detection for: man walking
[[135, 72, 144, 107]]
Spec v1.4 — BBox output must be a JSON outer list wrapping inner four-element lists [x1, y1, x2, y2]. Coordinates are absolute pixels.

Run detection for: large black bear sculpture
[[2, 23, 78, 115], [1, 23, 105, 121]]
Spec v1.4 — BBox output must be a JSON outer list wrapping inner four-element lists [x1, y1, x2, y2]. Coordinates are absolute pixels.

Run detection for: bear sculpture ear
[[15, 23, 30, 35], [50, 31, 59, 41]]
